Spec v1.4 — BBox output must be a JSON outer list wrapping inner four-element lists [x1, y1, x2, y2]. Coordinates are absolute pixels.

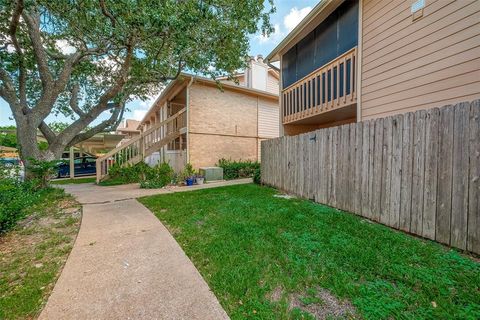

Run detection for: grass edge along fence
[[261, 99, 480, 255]]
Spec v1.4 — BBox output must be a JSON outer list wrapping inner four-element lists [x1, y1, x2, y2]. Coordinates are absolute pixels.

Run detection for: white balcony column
[[69, 146, 74, 178]]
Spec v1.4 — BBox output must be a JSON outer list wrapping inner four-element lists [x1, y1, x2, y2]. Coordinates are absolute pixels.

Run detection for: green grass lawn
[[139, 184, 480, 320], [51, 176, 96, 185], [0, 189, 81, 319]]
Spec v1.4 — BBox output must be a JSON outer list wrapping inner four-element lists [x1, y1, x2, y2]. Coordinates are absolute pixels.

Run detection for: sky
[[0, 0, 317, 127]]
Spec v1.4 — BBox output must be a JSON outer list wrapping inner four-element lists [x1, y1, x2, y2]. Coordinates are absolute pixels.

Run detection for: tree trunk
[[16, 120, 40, 180], [16, 119, 63, 180]]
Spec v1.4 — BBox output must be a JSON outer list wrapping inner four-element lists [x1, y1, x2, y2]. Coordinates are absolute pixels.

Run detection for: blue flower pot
[[186, 178, 194, 186]]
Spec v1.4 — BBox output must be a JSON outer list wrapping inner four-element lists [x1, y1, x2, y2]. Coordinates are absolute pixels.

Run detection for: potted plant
[[195, 172, 205, 185], [182, 163, 195, 186]]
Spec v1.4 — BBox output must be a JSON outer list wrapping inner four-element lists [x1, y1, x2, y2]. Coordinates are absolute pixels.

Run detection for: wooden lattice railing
[[96, 107, 186, 183], [282, 47, 357, 124]]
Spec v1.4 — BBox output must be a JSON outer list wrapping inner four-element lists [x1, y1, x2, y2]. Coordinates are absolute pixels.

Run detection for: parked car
[[57, 156, 97, 178], [0, 157, 25, 181]]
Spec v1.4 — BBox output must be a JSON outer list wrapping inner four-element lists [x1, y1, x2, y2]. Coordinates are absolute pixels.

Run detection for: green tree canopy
[[0, 0, 274, 161]]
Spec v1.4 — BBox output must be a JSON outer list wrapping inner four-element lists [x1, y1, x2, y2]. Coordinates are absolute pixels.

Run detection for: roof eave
[[266, 0, 338, 63]]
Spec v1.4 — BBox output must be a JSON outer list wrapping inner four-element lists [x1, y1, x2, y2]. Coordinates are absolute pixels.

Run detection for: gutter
[[266, 60, 280, 72]]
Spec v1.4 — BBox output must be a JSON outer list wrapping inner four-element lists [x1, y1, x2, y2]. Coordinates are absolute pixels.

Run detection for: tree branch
[[8, 0, 27, 104], [22, 10, 53, 88], [99, 0, 116, 27], [69, 84, 85, 116], [0, 67, 22, 118], [38, 121, 57, 143], [68, 102, 125, 147]]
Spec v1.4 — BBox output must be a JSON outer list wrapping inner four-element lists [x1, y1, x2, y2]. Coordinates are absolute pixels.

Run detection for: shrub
[[253, 167, 261, 184], [104, 161, 174, 189], [0, 176, 43, 233], [140, 162, 174, 189], [107, 162, 150, 184], [216, 158, 260, 180], [27, 158, 60, 188]]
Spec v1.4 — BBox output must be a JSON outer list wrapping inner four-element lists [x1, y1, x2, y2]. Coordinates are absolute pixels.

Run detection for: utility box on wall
[[199, 167, 224, 182]]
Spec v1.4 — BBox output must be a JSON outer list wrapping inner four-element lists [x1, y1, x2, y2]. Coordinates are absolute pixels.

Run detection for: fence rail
[[262, 100, 480, 254]]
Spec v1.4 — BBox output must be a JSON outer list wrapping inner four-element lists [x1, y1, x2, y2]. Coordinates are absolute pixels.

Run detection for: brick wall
[[187, 82, 279, 168], [189, 133, 257, 168], [189, 84, 258, 137]]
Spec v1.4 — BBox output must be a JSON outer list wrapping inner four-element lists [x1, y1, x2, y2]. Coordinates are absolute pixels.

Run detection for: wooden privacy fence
[[261, 100, 480, 254]]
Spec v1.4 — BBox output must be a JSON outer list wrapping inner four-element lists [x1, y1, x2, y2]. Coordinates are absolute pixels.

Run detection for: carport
[[65, 133, 124, 178]]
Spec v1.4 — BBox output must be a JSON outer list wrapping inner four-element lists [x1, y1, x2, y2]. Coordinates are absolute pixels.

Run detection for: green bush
[[0, 177, 43, 233], [107, 162, 150, 184], [104, 161, 174, 189], [253, 167, 261, 184], [140, 162, 174, 189], [27, 158, 60, 188], [216, 158, 260, 180]]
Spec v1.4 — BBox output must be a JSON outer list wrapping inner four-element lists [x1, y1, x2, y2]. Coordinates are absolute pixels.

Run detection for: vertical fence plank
[[423, 108, 440, 240], [317, 129, 327, 203], [368, 120, 376, 218], [436, 105, 454, 245], [400, 112, 414, 232], [468, 100, 480, 253], [390, 114, 403, 229], [312, 130, 321, 202], [380, 117, 393, 225], [451, 102, 470, 250], [361, 120, 371, 218], [354, 123, 362, 213], [339, 125, 348, 210], [346, 124, 353, 211], [305, 133, 311, 199], [411, 110, 426, 235], [329, 127, 338, 207], [372, 118, 384, 222], [337, 126, 345, 210], [325, 128, 332, 205]]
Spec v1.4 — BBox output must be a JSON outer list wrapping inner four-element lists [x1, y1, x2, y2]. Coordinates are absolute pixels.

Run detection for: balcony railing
[[95, 107, 186, 183], [282, 47, 357, 124]]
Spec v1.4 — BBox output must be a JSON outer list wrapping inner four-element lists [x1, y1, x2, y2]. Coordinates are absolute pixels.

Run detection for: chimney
[[246, 53, 268, 91]]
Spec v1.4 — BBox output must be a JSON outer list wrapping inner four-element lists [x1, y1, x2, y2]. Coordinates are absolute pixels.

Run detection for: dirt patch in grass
[[266, 286, 283, 303], [0, 189, 81, 319], [288, 287, 357, 319]]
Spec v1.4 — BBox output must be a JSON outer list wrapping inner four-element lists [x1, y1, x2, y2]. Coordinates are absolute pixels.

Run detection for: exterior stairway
[[96, 107, 186, 183]]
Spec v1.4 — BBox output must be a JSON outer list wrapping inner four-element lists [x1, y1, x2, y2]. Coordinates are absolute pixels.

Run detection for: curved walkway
[[40, 180, 250, 319]]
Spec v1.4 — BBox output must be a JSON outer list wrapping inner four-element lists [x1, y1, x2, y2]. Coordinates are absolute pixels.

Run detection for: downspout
[[186, 76, 194, 165]]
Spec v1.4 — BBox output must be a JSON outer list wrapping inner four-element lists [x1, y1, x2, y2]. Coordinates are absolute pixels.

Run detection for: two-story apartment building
[[137, 56, 280, 171], [266, 0, 480, 135]]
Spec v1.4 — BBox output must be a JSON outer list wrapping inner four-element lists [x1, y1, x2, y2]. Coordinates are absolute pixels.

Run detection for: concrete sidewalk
[[61, 178, 252, 204], [39, 180, 250, 319]]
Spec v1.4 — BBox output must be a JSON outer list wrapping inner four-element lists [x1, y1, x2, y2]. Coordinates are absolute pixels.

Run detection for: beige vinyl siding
[[360, 0, 480, 120], [258, 99, 280, 139], [266, 73, 279, 94]]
